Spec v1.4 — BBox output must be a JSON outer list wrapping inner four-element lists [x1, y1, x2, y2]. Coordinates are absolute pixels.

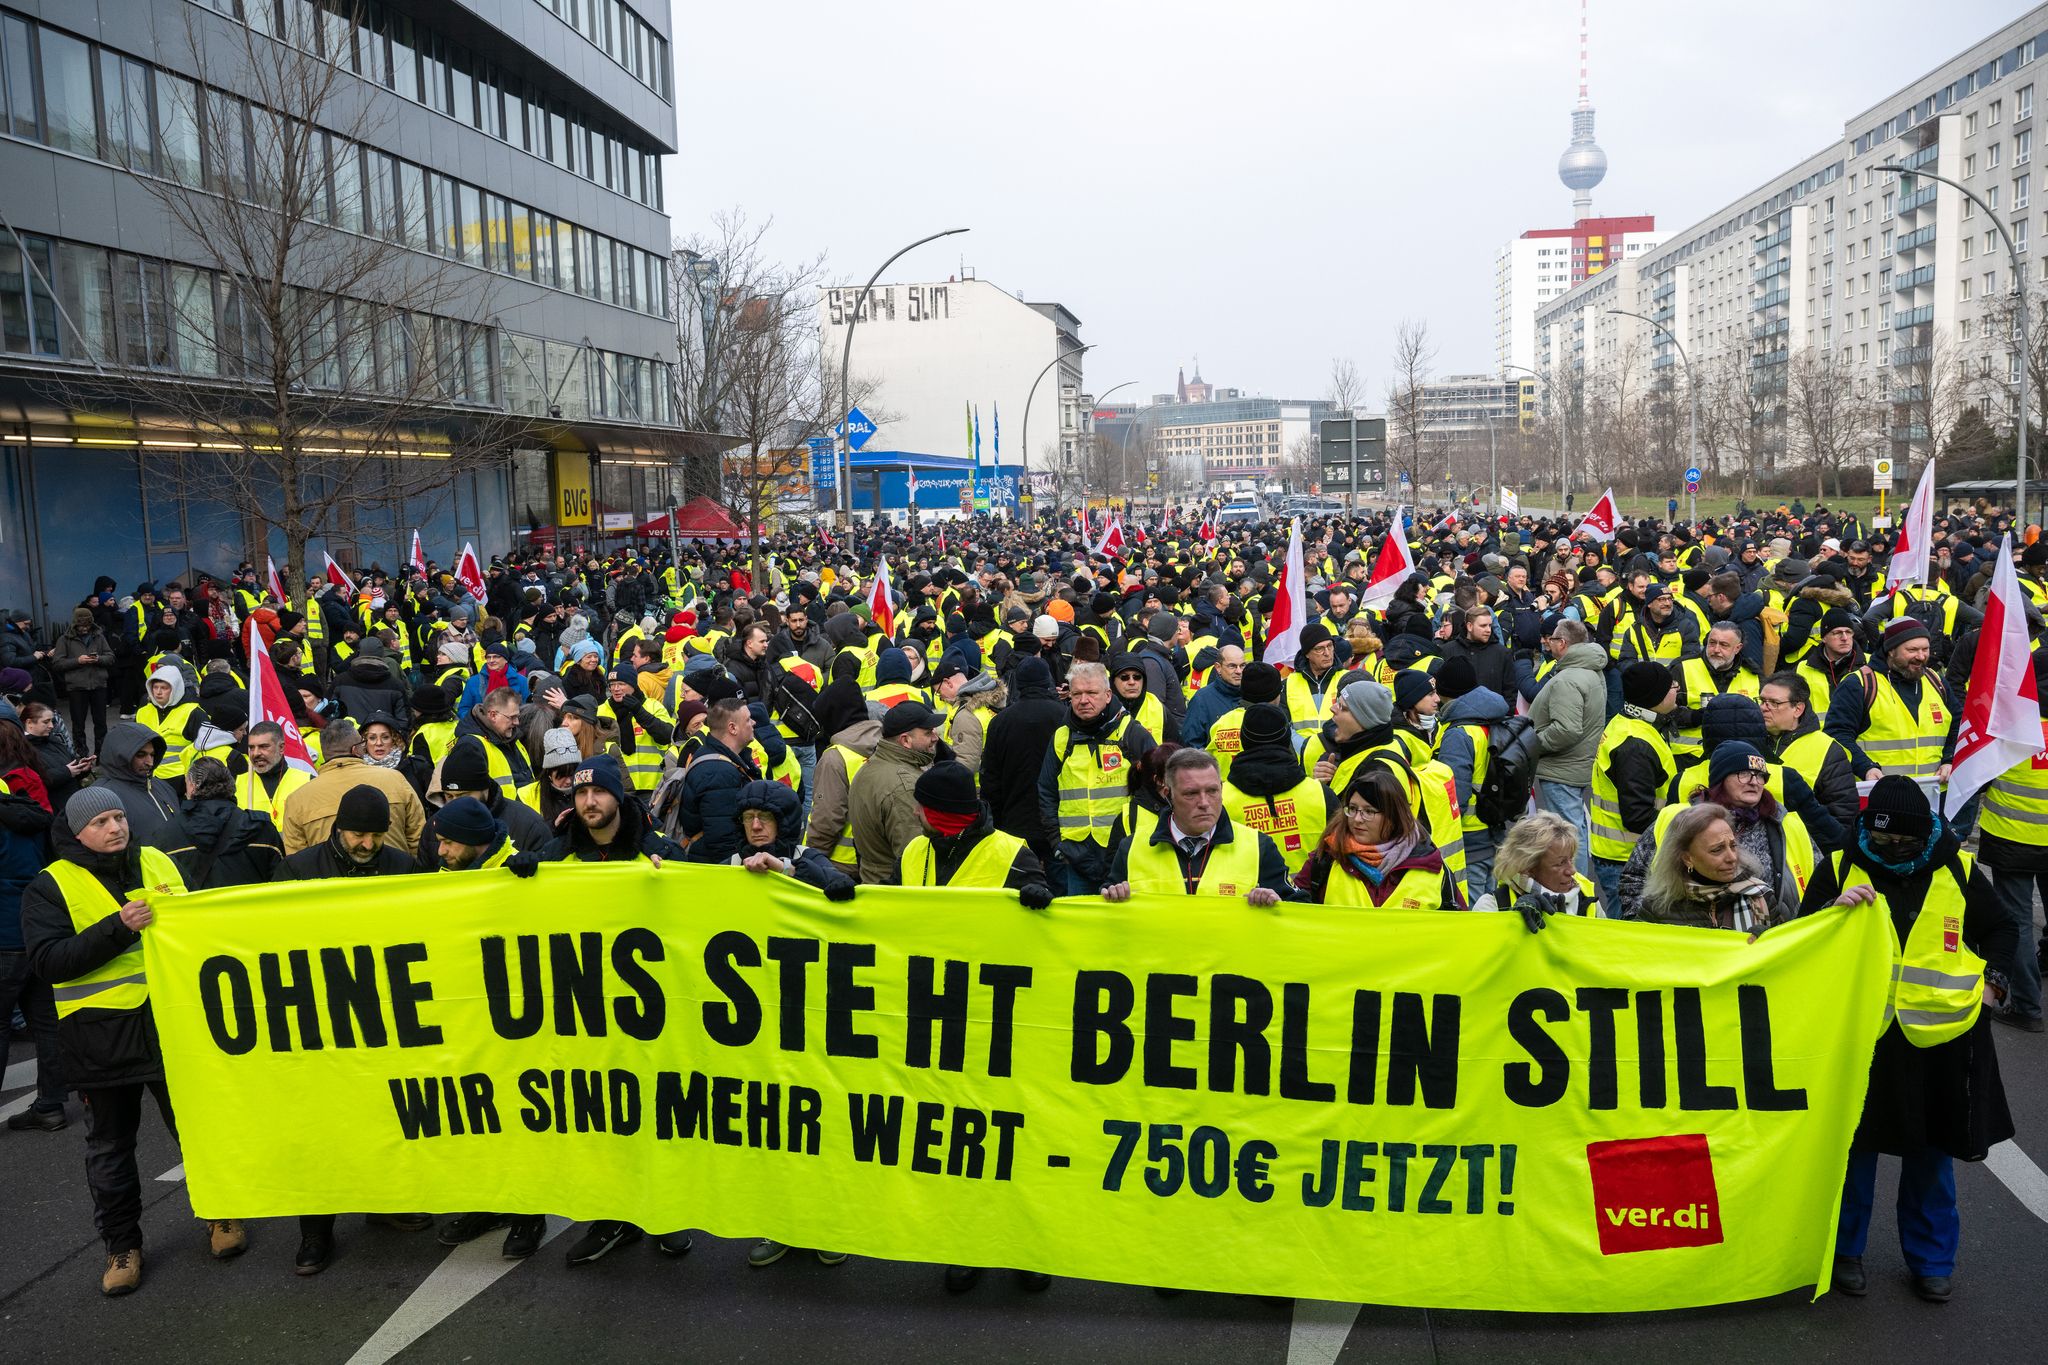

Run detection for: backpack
[[1473, 715, 1540, 827], [770, 668, 823, 746]]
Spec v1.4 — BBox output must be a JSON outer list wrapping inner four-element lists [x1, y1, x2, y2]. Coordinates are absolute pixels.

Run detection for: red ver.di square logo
[[1586, 1134, 1725, 1255]]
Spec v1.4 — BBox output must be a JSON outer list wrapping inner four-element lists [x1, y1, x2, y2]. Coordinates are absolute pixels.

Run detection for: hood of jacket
[[824, 612, 868, 649], [1798, 584, 1859, 610], [347, 655, 395, 685], [1228, 741, 1308, 799], [174, 797, 267, 848], [826, 715, 884, 754], [873, 648, 914, 686], [868, 734, 935, 775], [1555, 641, 1608, 674], [734, 779, 804, 856], [148, 664, 186, 706], [100, 721, 166, 781], [1442, 687, 1511, 726], [1064, 698, 1129, 742]]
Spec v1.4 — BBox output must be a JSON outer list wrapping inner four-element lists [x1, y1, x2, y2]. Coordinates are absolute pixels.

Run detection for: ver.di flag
[[1886, 460, 1938, 589], [1945, 533, 2044, 818], [1262, 518, 1306, 667], [264, 555, 287, 606], [321, 551, 357, 596], [867, 555, 895, 637], [1573, 488, 1621, 544], [409, 529, 428, 578], [1358, 506, 1417, 613], [455, 542, 487, 602], [247, 626, 315, 773]]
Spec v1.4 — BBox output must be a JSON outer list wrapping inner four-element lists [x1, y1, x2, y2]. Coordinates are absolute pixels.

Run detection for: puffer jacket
[[333, 654, 412, 726], [160, 796, 286, 888], [1526, 642, 1607, 786], [1436, 687, 1513, 820]]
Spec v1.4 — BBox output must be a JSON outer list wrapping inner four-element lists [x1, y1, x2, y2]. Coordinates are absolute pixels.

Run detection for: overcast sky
[[668, 0, 2030, 407]]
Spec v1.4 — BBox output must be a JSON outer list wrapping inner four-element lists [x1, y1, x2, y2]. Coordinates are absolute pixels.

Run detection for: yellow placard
[[142, 868, 1893, 1311], [554, 451, 593, 527]]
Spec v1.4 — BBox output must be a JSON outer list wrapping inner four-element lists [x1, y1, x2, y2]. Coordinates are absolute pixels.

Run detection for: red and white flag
[[455, 542, 487, 602], [1262, 519, 1307, 667], [321, 551, 356, 596], [1886, 459, 1938, 590], [936, 523, 947, 557], [819, 522, 836, 550], [1573, 488, 1621, 544], [1096, 515, 1126, 557], [1198, 512, 1217, 544], [867, 556, 895, 638], [248, 626, 317, 774], [1944, 534, 2044, 818], [1357, 507, 1418, 613], [265, 555, 287, 606], [409, 529, 428, 577]]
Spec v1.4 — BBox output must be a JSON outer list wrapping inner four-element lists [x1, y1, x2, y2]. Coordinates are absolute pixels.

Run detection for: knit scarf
[[1327, 827, 1417, 886], [920, 805, 977, 837]]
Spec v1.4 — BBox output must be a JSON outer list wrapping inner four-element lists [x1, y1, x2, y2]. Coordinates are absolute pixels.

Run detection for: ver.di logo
[[1586, 1134, 1724, 1255]]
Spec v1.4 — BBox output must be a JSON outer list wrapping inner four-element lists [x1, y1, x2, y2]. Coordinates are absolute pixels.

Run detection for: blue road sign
[[807, 437, 836, 490], [1684, 466, 1702, 483], [839, 407, 877, 452]]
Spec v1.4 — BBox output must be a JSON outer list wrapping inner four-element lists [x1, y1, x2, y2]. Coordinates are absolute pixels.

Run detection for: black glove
[[506, 851, 544, 879], [1518, 900, 1549, 935], [1019, 882, 1054, 910], [824, 880, 856, 902]]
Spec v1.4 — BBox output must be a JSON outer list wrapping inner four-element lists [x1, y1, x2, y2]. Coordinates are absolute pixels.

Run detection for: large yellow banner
[[143, 867, 1893, 1311]]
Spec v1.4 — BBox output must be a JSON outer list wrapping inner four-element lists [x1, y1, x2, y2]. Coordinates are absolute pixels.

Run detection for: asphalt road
[[3, 1018, 2045, 1364]]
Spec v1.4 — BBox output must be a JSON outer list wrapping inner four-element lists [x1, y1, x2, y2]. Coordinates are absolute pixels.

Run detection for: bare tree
[[49, 7, 520, 588], [1384, 320, 1434, 500], [1279, 432, 1321, 493], [1721, 361, 1782, 501], [1891, 323, 1966, 469], [675, 212, 886, 581], [1326, 358, 1366, 414], [1692, 352, 1743, 484], [1971, 287, 2046, 490], [1788, 348, 1864, 500]]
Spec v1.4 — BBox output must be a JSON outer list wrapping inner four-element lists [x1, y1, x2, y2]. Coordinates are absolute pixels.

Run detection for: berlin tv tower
[[1557, 0, 1607, 218]]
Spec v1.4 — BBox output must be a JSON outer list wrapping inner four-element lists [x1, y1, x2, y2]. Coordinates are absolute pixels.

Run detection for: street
[[3, 1027, 2044, 1364]]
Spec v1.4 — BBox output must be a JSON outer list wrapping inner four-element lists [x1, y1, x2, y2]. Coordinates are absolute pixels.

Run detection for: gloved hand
[[507, 851, 544, 879], [1518, 900, 1549, 935], [1019, 882, 1054, 910], [824, 881, 856, 903]]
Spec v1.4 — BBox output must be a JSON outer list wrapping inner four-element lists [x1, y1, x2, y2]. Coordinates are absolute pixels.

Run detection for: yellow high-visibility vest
[[44, 848, 187, 1018], [899, 830, 1025, 887]]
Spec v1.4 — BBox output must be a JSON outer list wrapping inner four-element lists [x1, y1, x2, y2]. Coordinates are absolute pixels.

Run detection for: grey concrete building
[[0, 0, 707, 620]]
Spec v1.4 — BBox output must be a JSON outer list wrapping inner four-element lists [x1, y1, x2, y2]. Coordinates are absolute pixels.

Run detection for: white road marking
[[345, 1216, 572, 1365], [1986, 1139, 2048, 1224], [1287, 1299, 1361, 1365], [3, 1058, 35, 1091], [0, 1091, 35, 1122], [156, 1163, 184, 1182]]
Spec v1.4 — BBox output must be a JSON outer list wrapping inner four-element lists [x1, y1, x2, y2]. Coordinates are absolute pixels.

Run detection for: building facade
[[0, 0, 697, 621], [1136, 369, 1333, 492], [1534, 6, 2048, 493], [1493, 214, 1662, 375], [816, 274, 1077, 516]]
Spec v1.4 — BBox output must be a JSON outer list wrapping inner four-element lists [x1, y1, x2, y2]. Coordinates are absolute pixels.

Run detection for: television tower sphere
[[1558, 110, 1607, 193]]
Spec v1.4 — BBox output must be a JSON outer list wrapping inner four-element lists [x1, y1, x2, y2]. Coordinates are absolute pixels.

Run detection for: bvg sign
[[554, 452, 593, 527]]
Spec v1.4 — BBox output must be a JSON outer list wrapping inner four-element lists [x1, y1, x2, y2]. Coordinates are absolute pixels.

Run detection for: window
[[169, 265, 215, 375], [1963, 317, 1975, 340], [2021, 174, 2032, 209], [1966, 153, 1978, 177], [2021, 130, 2034, 165], [98, 51, 153, 171], [205, 92, 248, 197], [531, 214, 555, 288], [1986, 270, 1998, 295], [431, 174, 459, 258], [1964, 235, 1975, 260], [1990, 185, 2001, 210], [38, 27, 95, 157], [457, 182, 483, 267], [157, 72, 200, 185], [1883, 227, 1894, 254], [1962, 277, 1973, 300], [1993, 99, 2003, 125], [1967, 111, 1980, 136], [332, 139, 363, 232], [397, 160, 428, 251], [2023, 85, 2036, 119], [1990, 141, 2003, 169]]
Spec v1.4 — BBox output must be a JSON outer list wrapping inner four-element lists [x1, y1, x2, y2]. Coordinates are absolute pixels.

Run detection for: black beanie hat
[[913, 761, 981, 816], [1700, 693, 1767, 751], [1239, 661, 1283, 705], [1820, 607, 1857, 635], [1392, 670, 1435, 714], [411, 685, 454, 721], [1433, 657, 1478, 700], [1297, 623, 1334, 651], [434, 795, 498, 846], [1862, 774, 1933, 838], [1622, 661, 1674, 710], [1707, 740, 1769, 788], [334, 784, 390, 834], [1241, 702, 1292, 749], [440, 737, 494, 794]]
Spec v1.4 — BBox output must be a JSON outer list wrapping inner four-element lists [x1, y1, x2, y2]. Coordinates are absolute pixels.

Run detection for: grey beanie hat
[[1147, 610, 1180, 642], [65, 785, 126, 831], [540, 726, 579, 770], [1339, 679, 1393, 730]]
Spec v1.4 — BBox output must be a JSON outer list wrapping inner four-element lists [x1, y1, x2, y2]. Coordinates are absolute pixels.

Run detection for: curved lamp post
[[1020, 344, 1093, 520], [836, 228, 969, 518]]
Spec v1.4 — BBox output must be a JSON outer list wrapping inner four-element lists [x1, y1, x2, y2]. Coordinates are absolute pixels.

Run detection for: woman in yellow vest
[[1219, 703, 1335, 876], [896, 761, 1054, 903], [22, 787, 246, 1294], [1802, 775, 2012, 1304], [1620, 742, 1815, 924], [134, 665, 204, 781], [1295, 769, 1464, 909], [1472, 810, 1600, 923]]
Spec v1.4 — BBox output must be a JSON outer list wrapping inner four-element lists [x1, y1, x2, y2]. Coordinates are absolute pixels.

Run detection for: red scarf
[[920, 805, 977, 837]]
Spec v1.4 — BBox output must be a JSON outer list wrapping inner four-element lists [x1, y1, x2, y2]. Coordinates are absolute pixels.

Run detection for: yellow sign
[[142, 868, 1893, 1309], [554, 451, 593, 527]]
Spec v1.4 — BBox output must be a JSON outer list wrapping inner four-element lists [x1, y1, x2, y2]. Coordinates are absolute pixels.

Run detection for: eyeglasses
[[1343, 805, 1378, 822], [1757, 695, 1793, 710]]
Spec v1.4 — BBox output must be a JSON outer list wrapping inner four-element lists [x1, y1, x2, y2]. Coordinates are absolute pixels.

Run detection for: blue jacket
[[458, 665, 530, 713], [1179, 676, 1243, 752], [0, 793, 52, 950], [1435, 687, 1511, 814], [679, 735, 762, 864]]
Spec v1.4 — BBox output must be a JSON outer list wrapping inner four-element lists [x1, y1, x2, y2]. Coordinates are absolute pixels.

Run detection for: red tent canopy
[[639, 497, 754, 538]]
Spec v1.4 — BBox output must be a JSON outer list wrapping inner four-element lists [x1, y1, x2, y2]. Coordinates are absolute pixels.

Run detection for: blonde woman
[[1632, 803, 1788, 933], [1473, 811, 1599, 926]]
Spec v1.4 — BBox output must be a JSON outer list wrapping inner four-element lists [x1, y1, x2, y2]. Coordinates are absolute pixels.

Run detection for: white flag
[[1944, 534, 2044, 818], [1886, 460, 1938, 590]]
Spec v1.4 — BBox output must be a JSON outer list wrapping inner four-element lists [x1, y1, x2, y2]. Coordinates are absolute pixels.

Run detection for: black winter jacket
[[980, 669, 1068, 848], [331, 656, 410, 727], [161, 797, 285, 888], [274, 834, 419, 879]]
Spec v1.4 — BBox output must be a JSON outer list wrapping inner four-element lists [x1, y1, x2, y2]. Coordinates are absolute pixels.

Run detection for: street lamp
[[1021, 344, 1093, 521], [1608, 308, 1697, 518], [1502, 362, 1565, 506], [1880, 163, 2030, 530], [835, 228, 969, 520], [1091, 380, 1136, 509]]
